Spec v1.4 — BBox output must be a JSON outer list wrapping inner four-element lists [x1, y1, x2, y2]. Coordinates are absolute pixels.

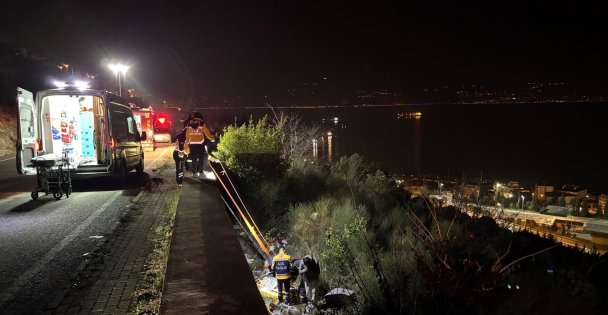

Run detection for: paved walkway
[[44, 162, 176, 314], [42, 157, 267, 314], [159, 176, 268, 314]]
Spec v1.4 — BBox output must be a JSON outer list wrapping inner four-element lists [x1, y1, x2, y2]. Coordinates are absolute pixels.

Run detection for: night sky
[[1, 0, 606, 103]]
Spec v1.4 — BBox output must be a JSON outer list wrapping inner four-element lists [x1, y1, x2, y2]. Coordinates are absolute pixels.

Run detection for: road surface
[[0, 145, 173, 314]]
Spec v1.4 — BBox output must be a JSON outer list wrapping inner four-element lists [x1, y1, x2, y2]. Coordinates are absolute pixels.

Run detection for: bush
[[217, 115, 282, 178]]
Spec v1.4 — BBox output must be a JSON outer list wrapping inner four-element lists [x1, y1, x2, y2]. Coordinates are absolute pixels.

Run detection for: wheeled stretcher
[[28, 153, 72, 200]]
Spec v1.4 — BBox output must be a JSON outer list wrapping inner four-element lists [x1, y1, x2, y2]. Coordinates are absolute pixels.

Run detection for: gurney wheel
[[31, 191, 38, 200], [53, 191, 63, 200]]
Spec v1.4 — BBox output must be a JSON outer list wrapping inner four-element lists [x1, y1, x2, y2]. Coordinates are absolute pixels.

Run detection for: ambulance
[[16, 85, 146, 183]]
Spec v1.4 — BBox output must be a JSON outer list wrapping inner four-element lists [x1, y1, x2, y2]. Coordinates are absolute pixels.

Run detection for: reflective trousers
[[173, 150, 185, 184]]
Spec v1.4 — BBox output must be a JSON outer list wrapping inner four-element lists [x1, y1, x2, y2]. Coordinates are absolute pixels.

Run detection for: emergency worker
[[270, 244, 292, 304], [299, 255, 320, 311], [172, 127, 187, 187], [185, 112, 215, 176], [182, 111, 195, 129]]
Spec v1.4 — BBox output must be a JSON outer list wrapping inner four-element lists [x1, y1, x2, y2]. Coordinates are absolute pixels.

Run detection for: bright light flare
[[108, 63, 130, 75], [54, 81, 67, 88], [74, 80, 90, 90], [204, 171, 216, 180]]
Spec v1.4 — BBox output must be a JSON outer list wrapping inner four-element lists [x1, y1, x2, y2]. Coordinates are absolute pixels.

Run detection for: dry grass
[[0, 107, 17, 157]]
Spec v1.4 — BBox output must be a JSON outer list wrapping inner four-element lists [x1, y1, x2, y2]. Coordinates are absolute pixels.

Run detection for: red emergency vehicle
[[130, 104, 156, 152], [153, 114, 173, 143]]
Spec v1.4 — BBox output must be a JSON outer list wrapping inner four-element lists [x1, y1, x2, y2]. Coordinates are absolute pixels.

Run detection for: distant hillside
[[0, 107, 17, 157]]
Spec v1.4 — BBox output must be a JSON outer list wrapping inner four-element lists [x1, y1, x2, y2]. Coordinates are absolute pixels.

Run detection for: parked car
[[153, 127, 172, 143]]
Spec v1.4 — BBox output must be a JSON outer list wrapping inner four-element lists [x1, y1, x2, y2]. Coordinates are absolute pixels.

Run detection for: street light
[[108, 63, 130, 96], [494, 182, 502, 203], [439, 182, 444, 194], [521, 195, 525, 210]]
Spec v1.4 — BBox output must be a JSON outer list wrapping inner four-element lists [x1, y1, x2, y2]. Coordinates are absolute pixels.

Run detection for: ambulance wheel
[[135, 155, 144, 174], [53, 191, 63, 200], [31, 191, 39, 200], [119, 160, 127, 183], [112, 160, 128, 188]]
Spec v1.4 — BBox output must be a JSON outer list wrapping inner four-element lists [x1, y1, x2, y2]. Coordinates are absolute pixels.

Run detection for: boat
[[397, 111, 422, 119]]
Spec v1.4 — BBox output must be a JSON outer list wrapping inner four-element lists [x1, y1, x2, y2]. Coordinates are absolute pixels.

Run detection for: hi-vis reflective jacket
[[271, 249, 292, 280], [185, 124, 215, 145]]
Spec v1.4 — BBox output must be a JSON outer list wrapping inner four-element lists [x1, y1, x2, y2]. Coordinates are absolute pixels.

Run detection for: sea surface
[[196, 103, 608, 193]]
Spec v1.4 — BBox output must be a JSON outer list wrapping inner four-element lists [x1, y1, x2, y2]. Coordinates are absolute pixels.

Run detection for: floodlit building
[[535, 184, 554, 201], [599, 194, 607, 215]]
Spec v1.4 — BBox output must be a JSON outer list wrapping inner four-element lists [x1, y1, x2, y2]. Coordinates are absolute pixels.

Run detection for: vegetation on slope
[[217, 115, 608, 315]]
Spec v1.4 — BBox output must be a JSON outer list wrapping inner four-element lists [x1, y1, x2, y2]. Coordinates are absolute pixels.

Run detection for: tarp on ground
[[324, 288, 355, 309]]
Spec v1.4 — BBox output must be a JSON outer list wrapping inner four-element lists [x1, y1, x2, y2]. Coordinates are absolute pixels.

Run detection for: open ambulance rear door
[[16, 87, 37, 175]]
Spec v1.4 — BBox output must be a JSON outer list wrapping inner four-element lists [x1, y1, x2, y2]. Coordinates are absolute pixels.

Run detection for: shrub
[[216, 115, 282, 178]]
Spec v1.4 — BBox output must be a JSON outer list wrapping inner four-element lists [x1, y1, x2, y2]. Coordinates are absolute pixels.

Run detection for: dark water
[[199, 103, 608, 193]]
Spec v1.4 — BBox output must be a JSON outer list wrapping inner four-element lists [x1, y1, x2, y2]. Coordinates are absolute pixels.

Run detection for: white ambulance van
[[16, 86, 146, 183]]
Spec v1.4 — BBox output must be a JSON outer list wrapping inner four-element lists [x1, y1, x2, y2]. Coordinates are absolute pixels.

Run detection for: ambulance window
[[127, 116, 139, 141], [19, 107, 35, 137], [109, 105, 129, 141], [127, 116, 136, 134]]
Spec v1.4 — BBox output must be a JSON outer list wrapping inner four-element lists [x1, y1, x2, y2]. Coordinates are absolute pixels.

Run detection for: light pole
[[108, 63, 130, 96], [521, 195, 525, 210], [494, 182, 502, 206]]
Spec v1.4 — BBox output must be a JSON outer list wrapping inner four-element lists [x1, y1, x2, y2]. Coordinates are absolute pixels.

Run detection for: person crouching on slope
[[185, 112, 215, 177]]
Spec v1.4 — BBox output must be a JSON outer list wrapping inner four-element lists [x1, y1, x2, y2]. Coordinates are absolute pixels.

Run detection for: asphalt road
[[0, 155, 36, 200], [0, 145, 173, 314]]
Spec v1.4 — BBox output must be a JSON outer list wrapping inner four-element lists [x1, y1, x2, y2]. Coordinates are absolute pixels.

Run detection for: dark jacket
[[172, 128, 187, 151]]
